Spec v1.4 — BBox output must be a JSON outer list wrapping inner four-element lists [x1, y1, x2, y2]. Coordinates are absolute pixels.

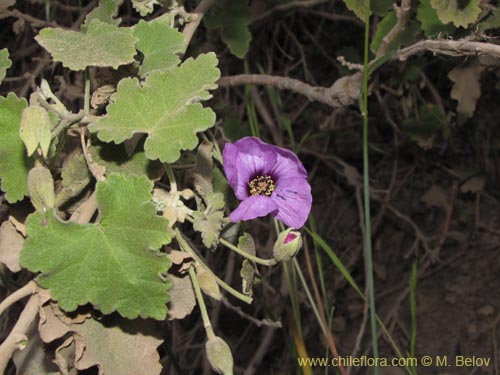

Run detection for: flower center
[[248, 175, 275, 196]]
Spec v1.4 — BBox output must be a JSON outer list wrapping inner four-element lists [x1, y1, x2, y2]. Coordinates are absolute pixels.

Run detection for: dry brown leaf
[[54, 336, 76, 375], [460, 175, 485, 193], [421, 184, 449, 211], [167, 272, 196, 320], [0, 219, 24, 272], [167, 249, 194, 274], [448, 62, 484, 121], [72, 317, 163, 375]]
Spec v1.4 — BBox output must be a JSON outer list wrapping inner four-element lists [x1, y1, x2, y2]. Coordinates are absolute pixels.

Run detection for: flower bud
[[273, 229, 302, 262], [205, 336, 233, 375]]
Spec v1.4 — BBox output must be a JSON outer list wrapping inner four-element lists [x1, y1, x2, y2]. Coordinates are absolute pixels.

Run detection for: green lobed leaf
[[417, 0, 456, 37], [36, 19, 137, 71], [0, 93, 33, 203], [0, 48, 12, 83], [371, 0, 393, 16], [430, 0, 481, 28], [192, 191, 228, 249], [90, 53, 220, 163], [342, 0, 369, 21], [20, 173, 172, 320], [82, 0, 122, 31], [204, 0, 252, 59], [135, 17, 184, 77]]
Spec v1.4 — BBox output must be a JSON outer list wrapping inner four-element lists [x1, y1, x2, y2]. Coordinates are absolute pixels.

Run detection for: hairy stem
[[189, 266, 216, 340], [0, 281, 37, 317], [219, 238, 277, 266]]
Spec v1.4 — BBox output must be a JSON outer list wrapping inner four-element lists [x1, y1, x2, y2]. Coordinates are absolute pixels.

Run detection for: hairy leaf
[[0, 93, 33, 203], [131, 0, 159, 16], [167, 272, 196, 320], [0, 48, 11, 83], [74, 317, 163, 375], [192, 191, 227, 248], [90, 53, 220, 163], [204, 0, 251, 58], [20, 105, 52, 158], [82, 0, 122, 31], [55, 153, 91, 207], [417, 0, 455, 37], [36, 19, 137, 70], [21, 173, 172, 319], [430, 0, 481, 28], [135, 17, 184, 77]]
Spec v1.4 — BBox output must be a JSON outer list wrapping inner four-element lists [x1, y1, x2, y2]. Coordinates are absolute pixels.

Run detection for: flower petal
[[271, 177, 312, 229], [269, 147, 307, 181], [229, 195, 279, 222], [223, 137, 276, 200]]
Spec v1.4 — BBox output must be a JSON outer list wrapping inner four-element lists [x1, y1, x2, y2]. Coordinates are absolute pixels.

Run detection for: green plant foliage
[[430, 0, 481, 28], [403, 104, 447, 149], [19, 105, 52, 158], [371, 0, 393, 16], [55, 153, 91, 207], [82, 0, 122, 31], [90, 53, 220, 163], [0, 48, 12, 83], [20, 173, 172, 320], [478, 8, 500, 31], [36, 19, 137, 71], [204, 0, 252, 59], [131, 0, 159, 16], [343, 0, 369, 21], [135, 18, 184, 77], [192, 192, 228, 248], [0, 93, 33, 203], [89, 141, 162, 179], [27, 166, 55, 213], [371, 11, 420, 53], [417, 0, 455, 37]]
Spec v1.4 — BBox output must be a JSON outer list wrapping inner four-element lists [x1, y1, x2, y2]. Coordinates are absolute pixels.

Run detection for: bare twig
[[252, 0, 329, 24], [396, 38, 500, 61], [182, 0, 216, 54], [0, 281, 37, 318], [0, 294, 39, 374], [219, 73, 362, 108], [376, 0, 411, 58]]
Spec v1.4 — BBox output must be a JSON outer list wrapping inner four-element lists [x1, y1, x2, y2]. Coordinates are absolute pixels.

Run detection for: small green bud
[[205, 336, 233, 375], [272, 229, 302, 262], [28, 166, 55, 213], [20, 105, 52, 158]]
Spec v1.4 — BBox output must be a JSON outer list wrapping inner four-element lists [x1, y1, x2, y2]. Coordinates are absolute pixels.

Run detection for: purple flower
[[222, 136, 312, 229]]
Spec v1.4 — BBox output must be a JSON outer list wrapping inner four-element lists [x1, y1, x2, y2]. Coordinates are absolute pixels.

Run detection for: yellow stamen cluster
[[249, 175, 275, 196]]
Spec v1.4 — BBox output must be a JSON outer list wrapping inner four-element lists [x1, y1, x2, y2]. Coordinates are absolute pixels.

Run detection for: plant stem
[[189, 266, 216, 340], [174, 228, 252, 304], [219, 238, 277, 266], [362, 1, 380, 374], [84, 67, 90, 115], [0, 281, 37, 317], [164, 163, 178, 193]]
